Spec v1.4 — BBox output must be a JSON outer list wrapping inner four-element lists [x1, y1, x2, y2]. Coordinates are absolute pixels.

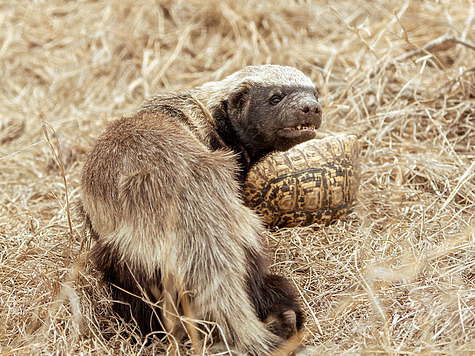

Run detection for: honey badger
[[81, 65, 322, 354]]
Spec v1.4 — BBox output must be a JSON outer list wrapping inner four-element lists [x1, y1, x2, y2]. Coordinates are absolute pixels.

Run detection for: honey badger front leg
[[245, 248, 304, 341]]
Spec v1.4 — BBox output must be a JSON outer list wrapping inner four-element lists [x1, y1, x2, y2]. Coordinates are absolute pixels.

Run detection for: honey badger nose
[[299, 100, 321, 115]]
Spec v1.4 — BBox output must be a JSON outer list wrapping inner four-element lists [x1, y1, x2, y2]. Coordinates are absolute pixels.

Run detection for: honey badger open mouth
[[287, 124, 316, 131], [279, 123, 318, 134]]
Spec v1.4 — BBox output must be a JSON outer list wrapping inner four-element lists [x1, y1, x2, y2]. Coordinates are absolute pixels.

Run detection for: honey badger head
[[203, 65, 322, 165]]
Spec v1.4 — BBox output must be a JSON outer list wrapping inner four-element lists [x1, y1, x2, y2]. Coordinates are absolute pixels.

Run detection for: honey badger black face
[[209, 65, 321, 179], [217, 73, 322, 164], [245, 84, 322, 151]]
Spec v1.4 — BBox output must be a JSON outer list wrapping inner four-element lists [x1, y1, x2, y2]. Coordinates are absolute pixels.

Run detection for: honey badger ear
[[224, 85, 251, 122], [212, 85, 251, 127]]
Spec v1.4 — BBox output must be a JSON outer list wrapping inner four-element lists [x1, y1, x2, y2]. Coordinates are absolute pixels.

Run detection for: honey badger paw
[[254, 274, 304, 339], [264, 307, 299, 340]]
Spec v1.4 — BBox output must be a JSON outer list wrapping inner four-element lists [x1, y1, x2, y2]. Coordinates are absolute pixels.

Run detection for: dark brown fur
[[80, 65, 321, 354]]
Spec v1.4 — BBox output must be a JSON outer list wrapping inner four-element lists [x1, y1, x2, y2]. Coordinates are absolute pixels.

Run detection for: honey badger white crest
[[80, 65, 322, 354]]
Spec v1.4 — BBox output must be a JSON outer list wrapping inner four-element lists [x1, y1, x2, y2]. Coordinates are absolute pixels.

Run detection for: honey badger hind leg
[[102, 148, 283, 354], [89, 239, 166, 340]]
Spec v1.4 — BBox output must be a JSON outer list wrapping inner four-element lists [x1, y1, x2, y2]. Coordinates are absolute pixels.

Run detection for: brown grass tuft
[[0, 0, 473, 354]]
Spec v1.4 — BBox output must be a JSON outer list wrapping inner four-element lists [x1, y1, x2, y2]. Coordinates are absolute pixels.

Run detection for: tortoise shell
[[243, 135, 360, 228]]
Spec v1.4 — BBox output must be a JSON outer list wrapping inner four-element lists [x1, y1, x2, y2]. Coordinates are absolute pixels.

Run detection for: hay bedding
[[0, 0, 473, 354]]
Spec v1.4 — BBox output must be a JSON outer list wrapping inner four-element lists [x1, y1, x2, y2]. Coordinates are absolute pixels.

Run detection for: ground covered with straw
[[0, 0, 473, 354]]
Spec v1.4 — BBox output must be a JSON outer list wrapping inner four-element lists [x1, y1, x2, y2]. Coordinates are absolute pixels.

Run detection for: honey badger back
[[81, 65, 321, 354]]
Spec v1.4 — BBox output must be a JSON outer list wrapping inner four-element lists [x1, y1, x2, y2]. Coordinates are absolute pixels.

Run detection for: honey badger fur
[[81, 65, 322, 354]]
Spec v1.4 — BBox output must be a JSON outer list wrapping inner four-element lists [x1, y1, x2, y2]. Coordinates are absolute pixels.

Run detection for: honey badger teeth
[[291, 124, 315, 131]]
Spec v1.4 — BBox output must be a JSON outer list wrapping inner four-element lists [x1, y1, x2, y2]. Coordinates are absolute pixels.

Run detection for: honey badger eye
[[269, 95, 282, 105]]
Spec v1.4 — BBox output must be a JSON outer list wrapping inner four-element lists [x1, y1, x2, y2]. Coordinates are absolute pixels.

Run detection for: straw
[[0, 0, 473, 354]]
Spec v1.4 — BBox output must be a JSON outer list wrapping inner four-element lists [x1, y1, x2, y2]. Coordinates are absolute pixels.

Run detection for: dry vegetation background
[[0, 0, 474, 354]]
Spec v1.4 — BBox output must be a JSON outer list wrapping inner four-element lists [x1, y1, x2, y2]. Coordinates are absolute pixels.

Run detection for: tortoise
[[243, 134, 360, 228]]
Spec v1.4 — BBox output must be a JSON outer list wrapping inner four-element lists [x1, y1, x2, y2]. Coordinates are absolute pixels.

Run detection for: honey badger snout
[[274, 91, 323, 151], [299, 98, 321, 115], [296, 96, 322, 129]]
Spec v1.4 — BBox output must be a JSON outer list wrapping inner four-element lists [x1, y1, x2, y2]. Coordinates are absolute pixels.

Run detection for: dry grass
[[0, 0, 473, 354]]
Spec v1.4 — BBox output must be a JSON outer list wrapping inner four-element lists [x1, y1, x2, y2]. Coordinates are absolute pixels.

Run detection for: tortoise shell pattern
[[243, 135, 360, 228]]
